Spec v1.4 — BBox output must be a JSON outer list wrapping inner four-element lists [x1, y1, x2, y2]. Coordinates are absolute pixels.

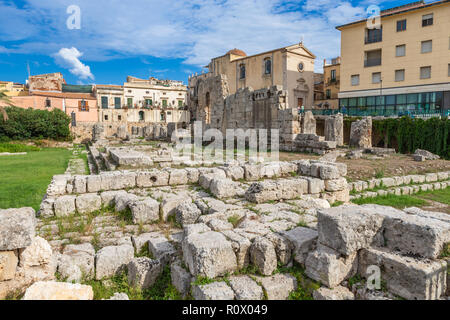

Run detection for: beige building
[[337, 0, 450, 114], [123, 76, 187, 109], [314, 57, 341, 109], [196, 43, 316, 109], [0, 81, 28, 96], [97, 77, 189, 125]]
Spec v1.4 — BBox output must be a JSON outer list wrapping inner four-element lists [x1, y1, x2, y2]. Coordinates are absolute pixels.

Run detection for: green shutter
[[101, 96, 108, 109]]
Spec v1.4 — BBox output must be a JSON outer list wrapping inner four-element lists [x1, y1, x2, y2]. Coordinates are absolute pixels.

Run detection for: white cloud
[[1, 0, 377, 72], [53, 47, 94, 80]]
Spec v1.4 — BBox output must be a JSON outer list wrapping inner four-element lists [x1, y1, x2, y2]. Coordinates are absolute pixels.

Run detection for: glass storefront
[[339, 91, 445, 115]]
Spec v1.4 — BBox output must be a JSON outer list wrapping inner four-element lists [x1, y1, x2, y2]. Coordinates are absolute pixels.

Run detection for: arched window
[[264, 59, 271, 75], [139, 111, 144, 121], [239, 64, 246, 80]]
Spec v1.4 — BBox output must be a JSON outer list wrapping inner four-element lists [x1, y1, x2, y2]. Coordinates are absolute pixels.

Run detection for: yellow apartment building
[[0, 81, 28, 96], [314, 57, 341, 109], [337, 0, 450, 115]]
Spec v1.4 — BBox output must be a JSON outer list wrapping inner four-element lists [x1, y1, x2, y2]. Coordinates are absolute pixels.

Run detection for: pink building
[[2, 73, 99, 124]]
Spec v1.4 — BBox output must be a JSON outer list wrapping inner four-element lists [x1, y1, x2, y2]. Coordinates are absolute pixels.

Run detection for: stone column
[[301, 111, 316, 134], [349, 117, 372, 149], [325, 114, 344, 146]]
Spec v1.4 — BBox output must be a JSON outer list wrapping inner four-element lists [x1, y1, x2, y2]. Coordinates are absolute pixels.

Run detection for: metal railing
[[364, 58, 382, 67], [365, 33, 382, 44], [306, 108, 450, 118]]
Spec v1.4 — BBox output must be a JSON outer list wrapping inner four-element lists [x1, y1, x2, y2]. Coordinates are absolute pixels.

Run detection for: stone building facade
[[190, 43, 316, 110]]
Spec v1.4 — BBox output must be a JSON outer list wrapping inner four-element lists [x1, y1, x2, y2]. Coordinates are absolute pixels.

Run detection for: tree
[[0, 91, 12, 121]]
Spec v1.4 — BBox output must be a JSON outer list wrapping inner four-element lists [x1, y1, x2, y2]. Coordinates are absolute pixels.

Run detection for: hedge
[[373, 117, 450, 159], [0, 106, 71, 141]]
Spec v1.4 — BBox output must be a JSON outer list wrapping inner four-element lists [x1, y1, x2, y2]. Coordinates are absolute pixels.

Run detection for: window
[[395, 69, 405, 82], [420, 66, 431, 79], [330, 69, 336, 81], [396, 44, 406, 57], [421, 40, 432, 53], [104, 115, 108, 121], [162, 99, 167, 107], [365, 27, 382, 44], [139, 111, 144, 121], [326, 89, 331, 99], [372, 72, 381, 84], [448, 64, 450, 77], [239, 64, 246, 79], [101, 96, 108, 109], [78, 99, 89, 112], [114, 97, 121, 109], [127, 98, 133, 107], [397, 19, 407, 32], [118, 115, 122, 121], [145, 99, 152, 106], [264, 59, 271, 75], [422, 14, 433, 27], [351, 74, 360, 86], [365, 49, 382, 67], [45, 98, 51, 108], [178, 100, 183, 107]]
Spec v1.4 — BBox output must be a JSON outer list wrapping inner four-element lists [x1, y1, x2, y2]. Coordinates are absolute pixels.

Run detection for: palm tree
[[0, 90, 11, 121]]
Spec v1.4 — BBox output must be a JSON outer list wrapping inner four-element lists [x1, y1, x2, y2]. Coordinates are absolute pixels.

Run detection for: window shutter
[[396, 45, 405, 57], [78, 100, 82, 111], [421, 40, 432, 53], [86, 101, 89, 111]]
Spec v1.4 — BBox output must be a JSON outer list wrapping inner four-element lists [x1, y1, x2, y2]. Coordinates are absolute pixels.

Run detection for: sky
[[0, 0, 419, 86]]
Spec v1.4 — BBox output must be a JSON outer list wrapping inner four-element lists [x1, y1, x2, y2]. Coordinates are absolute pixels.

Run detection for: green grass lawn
[[352, 187, 450, 209], [415, 188, 450, 206], [0, 148, 72, 211], [352, 194, 428, 209]]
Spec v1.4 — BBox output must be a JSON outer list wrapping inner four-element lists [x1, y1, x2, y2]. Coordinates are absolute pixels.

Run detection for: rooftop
[[336, 0, 449, 29]]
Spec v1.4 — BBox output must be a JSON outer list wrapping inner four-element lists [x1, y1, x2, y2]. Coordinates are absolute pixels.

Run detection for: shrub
[[0, 106, 71, 141], [373, 117, 450, 159]]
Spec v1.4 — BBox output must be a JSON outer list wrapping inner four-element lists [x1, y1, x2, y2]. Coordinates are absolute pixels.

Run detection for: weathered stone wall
[[189, 74, 301, 148]]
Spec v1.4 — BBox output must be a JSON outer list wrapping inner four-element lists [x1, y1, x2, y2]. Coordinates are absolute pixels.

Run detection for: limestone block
[[228, 276, 264, 300], [176, 202, 202, 226], [19, 236, 52, 267], [317, 205, 384, 255], [136, 170, 169, 188], [0, 251, 18, 281], [129, 198, 160, 224], [182, 231, 237, 278], [0, 207, 36, 250], [168, 169, 188, 185], [257, 274, 297, 300], [95, 245, 134, 280], [23, 281, 93, 300], [192, 281, 235, 300], [305, 244, 358, 288], [128, 257, 162, 289], [359, 247, 447, 300], [281, 227, 318, 265], [54, 195, 76, 217], [114, 193, 139, 212], [313, 286, 354, 300], [76, 194, 102, 214], [250, 236, 277, 276], [171, 261, 193, 298]]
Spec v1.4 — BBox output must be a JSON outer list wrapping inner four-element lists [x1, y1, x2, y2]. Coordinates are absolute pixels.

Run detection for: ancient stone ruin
[[1, 147, 449, 300]]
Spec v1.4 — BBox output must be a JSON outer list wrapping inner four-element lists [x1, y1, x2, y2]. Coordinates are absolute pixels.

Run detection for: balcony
[[364, 58, 382, 67], [365, 28, 382, 44], [326, 77, 340, 86]]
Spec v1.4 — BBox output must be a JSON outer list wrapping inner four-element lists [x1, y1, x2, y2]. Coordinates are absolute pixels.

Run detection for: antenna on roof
[[27, 61, 31, 79], [300, 35, 304, 44]]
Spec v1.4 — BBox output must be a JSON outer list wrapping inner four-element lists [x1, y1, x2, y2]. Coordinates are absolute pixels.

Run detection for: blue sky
[[0, 0, 416, 86]]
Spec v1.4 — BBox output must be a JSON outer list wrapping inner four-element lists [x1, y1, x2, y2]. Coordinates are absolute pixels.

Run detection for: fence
[[306, 108, 450, 118]]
